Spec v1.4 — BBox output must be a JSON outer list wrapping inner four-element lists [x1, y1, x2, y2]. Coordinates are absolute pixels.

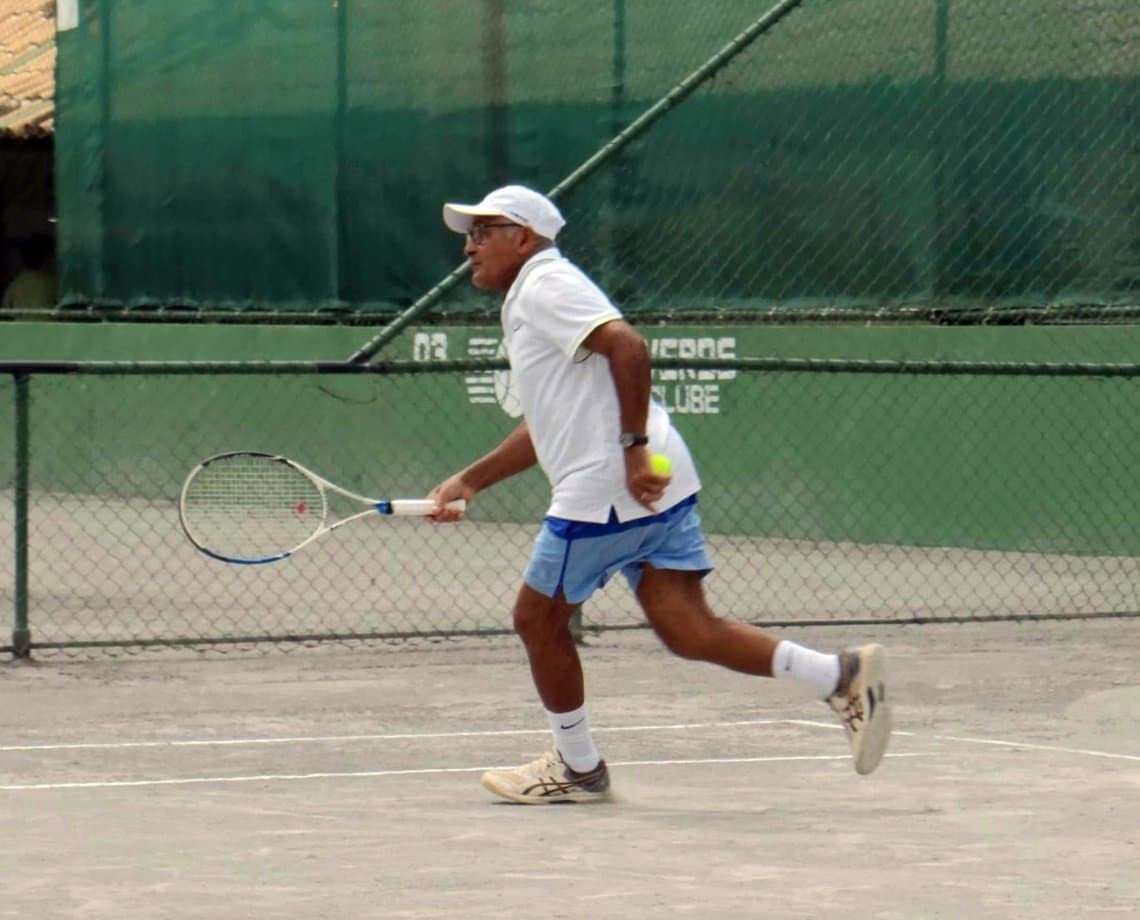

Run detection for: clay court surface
[[2, 619, 1137, 919]]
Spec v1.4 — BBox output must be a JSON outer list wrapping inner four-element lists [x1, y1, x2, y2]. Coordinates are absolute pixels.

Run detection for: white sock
[[546, 704, 601, 773], [772, 640, 841, 699]]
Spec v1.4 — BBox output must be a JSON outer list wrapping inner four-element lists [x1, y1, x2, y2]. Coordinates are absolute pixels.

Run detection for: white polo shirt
[[501, 248, 701, 523]]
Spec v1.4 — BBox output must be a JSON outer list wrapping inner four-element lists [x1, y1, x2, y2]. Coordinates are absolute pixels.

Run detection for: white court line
[[0, 720, 787, 753], [930, 735, 1140, 762], [786, 719, 1140, 763], [5, 719, 1137, 763], [3, 720, 1135, 794], [0, 753, 934, 792]]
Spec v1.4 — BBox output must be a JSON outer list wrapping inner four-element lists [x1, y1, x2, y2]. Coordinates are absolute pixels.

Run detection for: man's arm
[[427, 421, 538, 520], [581, 319, 670, 511], [582, 319, 652, 438]]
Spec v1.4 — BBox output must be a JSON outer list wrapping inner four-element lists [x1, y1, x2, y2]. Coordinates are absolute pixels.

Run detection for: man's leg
[[635, 565, 782, 675], [479, 584, 610, 804], [511, 582, 584, 713], [636, 565, 892, 775]]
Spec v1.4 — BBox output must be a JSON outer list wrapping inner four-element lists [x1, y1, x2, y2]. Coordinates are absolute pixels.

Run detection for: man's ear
[[516, 226, 536, 252]]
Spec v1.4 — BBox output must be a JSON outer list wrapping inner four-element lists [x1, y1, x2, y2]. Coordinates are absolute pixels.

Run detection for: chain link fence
[[3, 357, 1137, 655], [10, 0, 1139, 654]]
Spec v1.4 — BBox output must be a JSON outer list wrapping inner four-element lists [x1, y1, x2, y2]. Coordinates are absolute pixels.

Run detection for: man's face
[[464, 218, 527, 292]]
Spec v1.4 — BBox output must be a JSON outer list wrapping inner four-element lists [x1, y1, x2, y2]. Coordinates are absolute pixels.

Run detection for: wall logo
[[413, 330, 736, 416], [464, 336, 523, 418], [649, 336, 737, 415]]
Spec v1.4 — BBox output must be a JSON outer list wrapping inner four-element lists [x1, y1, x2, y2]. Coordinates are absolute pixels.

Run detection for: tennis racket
[[179, 451, 464, 565]]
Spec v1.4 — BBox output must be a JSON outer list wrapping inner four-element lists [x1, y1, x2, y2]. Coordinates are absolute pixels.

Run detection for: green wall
[[2, 322, 1136, 556]]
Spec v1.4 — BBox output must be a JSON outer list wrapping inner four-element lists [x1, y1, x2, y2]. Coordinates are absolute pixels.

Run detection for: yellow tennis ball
[[650, 453, 672, 476]]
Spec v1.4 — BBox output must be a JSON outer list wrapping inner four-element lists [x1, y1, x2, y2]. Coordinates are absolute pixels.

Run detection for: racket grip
[[386, 499, 466, 517]]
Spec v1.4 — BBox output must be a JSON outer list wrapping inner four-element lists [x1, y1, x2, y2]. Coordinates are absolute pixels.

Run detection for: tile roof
[[0, 0, 55, 136]]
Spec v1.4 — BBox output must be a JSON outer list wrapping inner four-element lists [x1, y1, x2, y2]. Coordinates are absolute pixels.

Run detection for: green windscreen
[[54, 0, 1139, 315]]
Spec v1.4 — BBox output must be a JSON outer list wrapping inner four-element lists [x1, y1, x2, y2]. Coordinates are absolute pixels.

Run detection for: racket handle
[[384, 499, 466, 517]]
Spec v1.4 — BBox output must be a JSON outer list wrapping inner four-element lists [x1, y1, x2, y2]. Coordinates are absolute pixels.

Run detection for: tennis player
[[428, 185, 892, 803]]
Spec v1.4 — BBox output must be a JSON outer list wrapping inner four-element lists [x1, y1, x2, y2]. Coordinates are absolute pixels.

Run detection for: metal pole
[[933, 0, 951, 297], [12, 372, 31, 657], [333, 0, 348, 305], [612, 0, 626, 134], [569, 606, 586, 645], [485, 0, 509, 186], [600, 0, 627, 295], [96, 0, 111, 300]]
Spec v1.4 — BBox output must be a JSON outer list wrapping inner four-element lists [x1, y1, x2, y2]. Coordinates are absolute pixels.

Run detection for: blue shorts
[[523, 494, 713, 605]]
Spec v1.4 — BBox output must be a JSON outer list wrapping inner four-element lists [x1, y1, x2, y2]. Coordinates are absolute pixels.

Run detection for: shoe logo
[[832, 694, 866, 732], [559, 717, 585, 730], [522, 762, 609, 798]]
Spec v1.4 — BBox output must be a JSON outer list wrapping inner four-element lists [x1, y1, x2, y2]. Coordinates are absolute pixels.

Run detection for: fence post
[[11, 371, 31, 658], [933, 0, 951, 297], [569, 605, 585, 645]]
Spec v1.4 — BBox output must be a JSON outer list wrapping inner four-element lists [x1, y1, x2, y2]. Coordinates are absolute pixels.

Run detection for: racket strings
[[181, 456, 325, 560]]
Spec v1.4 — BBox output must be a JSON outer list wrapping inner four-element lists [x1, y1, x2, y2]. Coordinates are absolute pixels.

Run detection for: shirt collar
[[505, 246, 562, 299], [523, 246, 561, 267]]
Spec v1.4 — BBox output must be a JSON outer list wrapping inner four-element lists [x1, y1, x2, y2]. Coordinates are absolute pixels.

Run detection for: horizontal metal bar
[[0, 361, 396, 375], [4, 302, 1138, 328], [3, 359, 1139, 377], [10, 609, 1137, 657], [10, 626, 517, 652]]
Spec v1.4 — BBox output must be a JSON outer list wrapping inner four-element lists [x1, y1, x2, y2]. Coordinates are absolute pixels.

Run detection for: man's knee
[[512, 585, 573, 642], [512, 602, 545, 640], [639, 568, 719, 659]]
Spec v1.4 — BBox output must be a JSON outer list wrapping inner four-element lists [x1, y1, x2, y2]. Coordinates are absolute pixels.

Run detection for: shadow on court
[[1, 620, 1137, 919]]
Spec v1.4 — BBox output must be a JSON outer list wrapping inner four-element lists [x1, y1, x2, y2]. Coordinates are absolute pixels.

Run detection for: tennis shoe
[[481, 749, 610, 804], [827, 643, 892, 775]]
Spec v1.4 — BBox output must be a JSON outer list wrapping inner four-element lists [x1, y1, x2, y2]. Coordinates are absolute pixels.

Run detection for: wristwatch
[[618, 432, 650, 448]]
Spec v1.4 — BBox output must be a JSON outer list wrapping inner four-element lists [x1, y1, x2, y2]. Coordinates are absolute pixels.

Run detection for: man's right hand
[[427, 474, 475, 522]]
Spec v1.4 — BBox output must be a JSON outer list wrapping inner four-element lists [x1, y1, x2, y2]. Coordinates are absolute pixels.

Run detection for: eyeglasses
[[466, 222, 520, 245]]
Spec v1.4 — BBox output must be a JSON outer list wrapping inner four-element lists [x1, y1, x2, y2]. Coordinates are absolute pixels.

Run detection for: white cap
[[442, 184, 566, 241]]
